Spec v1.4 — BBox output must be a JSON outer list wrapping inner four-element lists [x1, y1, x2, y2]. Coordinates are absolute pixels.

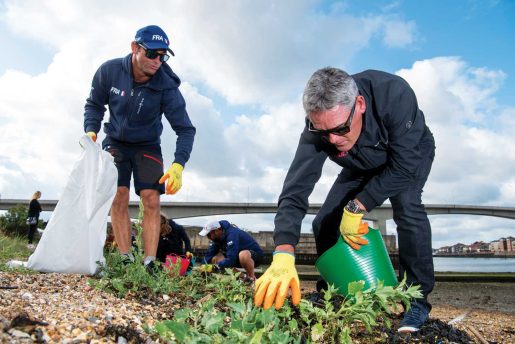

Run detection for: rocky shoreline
[[1, 272, 514, 343]]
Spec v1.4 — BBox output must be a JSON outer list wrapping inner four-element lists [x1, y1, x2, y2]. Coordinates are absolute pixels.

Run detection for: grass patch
[[0, 232, 32, 264], [0, 232, 36, 273]]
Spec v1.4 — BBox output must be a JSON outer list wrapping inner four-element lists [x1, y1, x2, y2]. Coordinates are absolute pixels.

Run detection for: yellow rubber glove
[[340, 209, 369, 250], [159, 163, 184, 195], [199, 264, 219, 273], [199, 264, 213, 273], [254, 252, 301, 310], [86, 131, 97, 142]]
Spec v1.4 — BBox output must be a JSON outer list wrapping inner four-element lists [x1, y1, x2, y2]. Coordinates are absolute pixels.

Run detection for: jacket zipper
[[121, 87, 138, 141]]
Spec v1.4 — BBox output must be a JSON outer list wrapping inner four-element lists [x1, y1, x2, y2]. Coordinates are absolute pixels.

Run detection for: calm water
[[433, 257, 515, 272]]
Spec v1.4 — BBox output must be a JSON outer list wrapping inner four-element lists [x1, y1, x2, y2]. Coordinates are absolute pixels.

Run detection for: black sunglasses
[[138, 44, 170, 62], [306, 99, 356, 136]]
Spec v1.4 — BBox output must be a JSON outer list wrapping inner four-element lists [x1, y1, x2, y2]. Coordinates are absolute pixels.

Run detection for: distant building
[[451, 243, 467, 254], [507, 236, 515, 252], [436, 236, 515, 256], [437, 246, 452, 254], [490, 240, 500, 252], [490, 237, 515, 253], [466, 241, 490, 253]]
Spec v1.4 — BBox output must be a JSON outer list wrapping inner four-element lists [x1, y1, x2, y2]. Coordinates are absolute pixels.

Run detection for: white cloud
[[0, 1, 514, 249], [396, 57, 514, 208], [382, 19, 417, 47], [1, 0, 411, 198]]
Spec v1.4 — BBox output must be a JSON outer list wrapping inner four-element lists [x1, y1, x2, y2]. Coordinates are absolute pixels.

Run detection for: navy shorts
[[236, 250, 263, 268], [103, 140, 165, 195]]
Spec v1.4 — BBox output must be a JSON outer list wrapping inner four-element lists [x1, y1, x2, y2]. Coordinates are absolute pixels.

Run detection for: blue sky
[[1, 0, 514, 248], [347, 0, 515, 106]]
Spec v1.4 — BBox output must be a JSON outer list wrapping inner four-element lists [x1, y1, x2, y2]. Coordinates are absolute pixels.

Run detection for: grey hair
[[302, 67, 358, 114]]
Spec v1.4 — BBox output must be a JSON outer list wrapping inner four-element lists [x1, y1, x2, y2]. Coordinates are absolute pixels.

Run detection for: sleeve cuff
[[357, 190, 380, 212], [273, 231, 299, 248]]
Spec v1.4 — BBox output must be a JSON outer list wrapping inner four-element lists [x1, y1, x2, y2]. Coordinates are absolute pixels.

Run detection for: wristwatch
[[345, 199, 366, 214]]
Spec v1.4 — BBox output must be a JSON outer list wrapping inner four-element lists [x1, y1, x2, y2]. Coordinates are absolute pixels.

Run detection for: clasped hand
[[339, 209, 369, 250]]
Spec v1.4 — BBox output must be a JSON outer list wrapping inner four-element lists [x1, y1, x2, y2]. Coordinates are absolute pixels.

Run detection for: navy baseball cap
[[135, 25, 175, 56]]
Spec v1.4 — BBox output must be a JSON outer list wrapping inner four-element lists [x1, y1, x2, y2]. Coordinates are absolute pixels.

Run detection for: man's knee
[[112, 187, 130, 210], [391, 191, 427, 221], [238, 250, 252, 264], [140, 189, 160, 211]]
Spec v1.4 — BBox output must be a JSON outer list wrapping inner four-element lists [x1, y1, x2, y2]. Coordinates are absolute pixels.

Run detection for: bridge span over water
[[1, 199, 514, 234]]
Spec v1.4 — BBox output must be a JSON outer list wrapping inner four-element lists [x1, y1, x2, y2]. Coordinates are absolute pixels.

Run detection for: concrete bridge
[[1, 199, 515, 234]]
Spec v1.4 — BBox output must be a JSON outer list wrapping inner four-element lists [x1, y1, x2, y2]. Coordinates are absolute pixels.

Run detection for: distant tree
[[0, 204, 29, 237]]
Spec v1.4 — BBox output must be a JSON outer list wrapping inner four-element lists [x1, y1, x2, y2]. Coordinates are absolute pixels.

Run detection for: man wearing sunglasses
[[255, 67, 435, 333], [83, 25, 195, 274]]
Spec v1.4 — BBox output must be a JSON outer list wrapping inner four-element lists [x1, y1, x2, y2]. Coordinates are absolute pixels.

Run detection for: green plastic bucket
[[315, 227, 397, 295]]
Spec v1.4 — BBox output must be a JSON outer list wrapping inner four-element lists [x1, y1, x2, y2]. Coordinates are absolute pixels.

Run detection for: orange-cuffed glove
[[339, 209, 369, 250], [159, 163, 184, 195], [254, 252, 301, 310], [86, 131, 97, 142]]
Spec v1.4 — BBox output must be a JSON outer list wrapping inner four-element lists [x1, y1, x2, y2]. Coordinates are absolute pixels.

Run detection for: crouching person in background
[[200, 220, 263, 281], [157, 214, 192, 263]]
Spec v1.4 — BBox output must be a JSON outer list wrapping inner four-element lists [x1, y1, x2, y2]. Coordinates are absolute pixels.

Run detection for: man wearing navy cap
[[83, 25, 196, 273]]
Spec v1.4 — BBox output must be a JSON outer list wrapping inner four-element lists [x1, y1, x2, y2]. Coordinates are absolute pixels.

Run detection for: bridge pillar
[[371, 218, 387, 236]]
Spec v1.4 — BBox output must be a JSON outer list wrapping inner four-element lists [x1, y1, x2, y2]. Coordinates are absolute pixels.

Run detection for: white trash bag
[[27, 135, 117, 274]]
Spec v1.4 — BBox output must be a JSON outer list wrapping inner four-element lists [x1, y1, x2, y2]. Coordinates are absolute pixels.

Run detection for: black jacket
[[156, 220, 192, 262], [28, 199, 42, 219], [274, 70, 435, 247]]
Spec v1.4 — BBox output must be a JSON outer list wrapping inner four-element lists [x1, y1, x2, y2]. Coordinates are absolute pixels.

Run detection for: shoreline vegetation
[[2, 231, 514, 342]]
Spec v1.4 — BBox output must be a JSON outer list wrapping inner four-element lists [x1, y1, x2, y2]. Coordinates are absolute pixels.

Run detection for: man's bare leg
[[238, 250, 256, 279], [140, 189, 160, 259], [111, 187, 132, 254]]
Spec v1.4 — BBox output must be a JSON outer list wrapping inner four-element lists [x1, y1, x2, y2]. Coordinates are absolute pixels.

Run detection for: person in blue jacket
[[200, 220, 264, 280], [83, 25, 195, 273], [255, 67, 435, 333]]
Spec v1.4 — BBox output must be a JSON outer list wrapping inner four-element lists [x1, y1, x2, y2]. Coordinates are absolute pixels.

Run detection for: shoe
[[145, 260, 162, 276], [120, 252, 135, 266], [398, 301, 430, 332], [307, 292, 324, 307], [26, 244, 35, 250], [316, 279, 328, 292], [120, 256, 134, 266]]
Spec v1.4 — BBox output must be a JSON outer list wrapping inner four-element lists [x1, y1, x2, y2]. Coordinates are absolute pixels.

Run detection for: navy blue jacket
[[84, 54, 195, 166], [274, 70, 435, 247], [204, 220, 263, 268]]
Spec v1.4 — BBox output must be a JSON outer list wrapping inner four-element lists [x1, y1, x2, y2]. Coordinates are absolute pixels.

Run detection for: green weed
[[145, 275, 421, 343], [90, 202, 422, 342]]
